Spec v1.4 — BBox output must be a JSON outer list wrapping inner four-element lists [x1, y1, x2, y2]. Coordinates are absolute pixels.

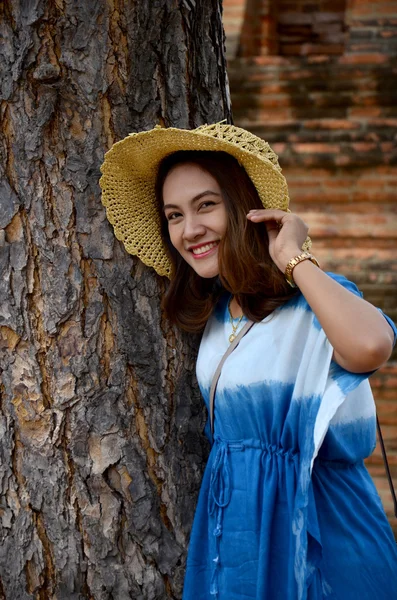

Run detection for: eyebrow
[[163, 190, 221, 212]]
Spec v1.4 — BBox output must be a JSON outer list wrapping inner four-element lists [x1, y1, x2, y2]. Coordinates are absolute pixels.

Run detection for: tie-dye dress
[[182, 273, 397, 600]]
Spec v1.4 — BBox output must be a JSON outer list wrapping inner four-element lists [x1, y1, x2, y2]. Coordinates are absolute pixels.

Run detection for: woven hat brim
[[100, 126, 309, 278]]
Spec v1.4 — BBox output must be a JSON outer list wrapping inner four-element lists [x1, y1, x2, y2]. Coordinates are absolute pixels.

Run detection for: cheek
[[219, 208, 228, 236]]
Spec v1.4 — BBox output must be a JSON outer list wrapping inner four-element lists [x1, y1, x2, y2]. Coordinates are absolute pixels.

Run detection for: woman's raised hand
[[247, 209, 309, 272], [247, 209, 394, 373]]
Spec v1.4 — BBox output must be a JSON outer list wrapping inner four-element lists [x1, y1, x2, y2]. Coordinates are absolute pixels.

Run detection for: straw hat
[[99, 122, 311, 278]]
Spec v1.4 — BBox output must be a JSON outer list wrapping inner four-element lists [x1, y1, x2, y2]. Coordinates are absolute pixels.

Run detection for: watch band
[[284, 252, 320, 288]]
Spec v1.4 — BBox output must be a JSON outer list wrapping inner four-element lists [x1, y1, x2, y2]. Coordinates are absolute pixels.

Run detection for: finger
[[247, 209, 288, 222], [265, 222, 279, 245]]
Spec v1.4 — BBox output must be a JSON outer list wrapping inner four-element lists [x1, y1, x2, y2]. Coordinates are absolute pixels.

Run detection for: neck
[[229, 296, 243, 319]]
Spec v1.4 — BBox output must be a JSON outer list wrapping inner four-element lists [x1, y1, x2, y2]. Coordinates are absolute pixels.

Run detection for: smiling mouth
[[191, 241, 219, 256]]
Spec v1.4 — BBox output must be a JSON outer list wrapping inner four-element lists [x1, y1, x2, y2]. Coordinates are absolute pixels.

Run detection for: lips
[[191, 241, 219, 255]]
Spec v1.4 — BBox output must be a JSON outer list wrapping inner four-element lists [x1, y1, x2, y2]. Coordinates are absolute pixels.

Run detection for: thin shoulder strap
[[376, 415, 397, 518], [209, 320, 255, 437]]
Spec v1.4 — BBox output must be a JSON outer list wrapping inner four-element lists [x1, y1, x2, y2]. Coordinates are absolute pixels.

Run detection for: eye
[[166, 211, 182, 222], [199, 201, 216, 210]]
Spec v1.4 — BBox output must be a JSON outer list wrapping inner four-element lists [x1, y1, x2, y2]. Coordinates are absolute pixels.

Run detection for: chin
[[189, 261, 219, 279], [197, 270, 220, 279]]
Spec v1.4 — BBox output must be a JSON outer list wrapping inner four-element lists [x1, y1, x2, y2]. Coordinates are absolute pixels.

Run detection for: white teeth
[[192, 242, 218, 255]]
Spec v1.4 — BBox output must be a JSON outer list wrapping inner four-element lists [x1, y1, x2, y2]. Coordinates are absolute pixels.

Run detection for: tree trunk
[[0, 1, 231, 598]]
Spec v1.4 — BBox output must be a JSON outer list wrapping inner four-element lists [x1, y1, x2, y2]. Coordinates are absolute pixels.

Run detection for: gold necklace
[[228, 297, 244, 343]]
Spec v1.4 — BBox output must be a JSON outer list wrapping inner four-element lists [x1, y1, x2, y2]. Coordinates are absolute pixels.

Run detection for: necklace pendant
[[229, 333, 236, 343]]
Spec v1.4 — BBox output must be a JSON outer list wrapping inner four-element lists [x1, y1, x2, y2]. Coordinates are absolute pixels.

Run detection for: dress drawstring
[[208, 439, 243, 596], [209, 442, 232, 515]]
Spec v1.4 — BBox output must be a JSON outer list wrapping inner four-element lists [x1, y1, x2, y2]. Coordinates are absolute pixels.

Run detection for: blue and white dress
[[182, 273, 397, 600]]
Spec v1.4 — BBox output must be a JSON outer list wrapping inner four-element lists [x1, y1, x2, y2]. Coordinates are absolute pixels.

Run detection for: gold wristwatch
[[284, 252, 320, 288]]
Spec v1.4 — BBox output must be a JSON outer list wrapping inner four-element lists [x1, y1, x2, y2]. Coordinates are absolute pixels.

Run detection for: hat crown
[[194, 122, 282, 172]]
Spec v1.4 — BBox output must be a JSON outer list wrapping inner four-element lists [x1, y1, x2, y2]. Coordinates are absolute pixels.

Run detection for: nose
[[182, 215, 206, 241]]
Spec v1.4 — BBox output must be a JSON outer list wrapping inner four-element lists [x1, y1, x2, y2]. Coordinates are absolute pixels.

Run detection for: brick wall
[[277, 0, 347, 56], [223, 0, 397, 532]]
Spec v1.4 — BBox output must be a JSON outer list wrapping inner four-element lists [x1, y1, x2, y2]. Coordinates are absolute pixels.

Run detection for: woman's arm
[[247, 208, 395, 373], [290, 259, 393, 372]]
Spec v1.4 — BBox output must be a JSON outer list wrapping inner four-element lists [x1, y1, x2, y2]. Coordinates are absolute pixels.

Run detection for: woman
[[100, 123, 397, 600]]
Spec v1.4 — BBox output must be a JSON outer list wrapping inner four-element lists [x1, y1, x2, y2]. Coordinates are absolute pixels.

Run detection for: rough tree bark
[[0, 1, 232, 598]]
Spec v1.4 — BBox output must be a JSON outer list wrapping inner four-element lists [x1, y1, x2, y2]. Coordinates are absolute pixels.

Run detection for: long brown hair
[[155, 151, 298, 332]]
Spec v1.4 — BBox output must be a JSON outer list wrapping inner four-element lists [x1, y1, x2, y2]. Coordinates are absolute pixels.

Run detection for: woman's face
[[162, 162, 228, 278]]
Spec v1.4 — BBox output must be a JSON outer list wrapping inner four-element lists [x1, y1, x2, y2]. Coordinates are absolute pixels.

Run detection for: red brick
[[353, 93, 383, 107], [381, 30, 397, 38], [347, 5, 378, 18], [303, 212, 397, 238], [377, 4, 397, 17], [257, 96, 291, 108], [338, 53, 389, 64], [380, 389, 397, 400], [372, 165, 397, 175], [349, 106, 383, 118], [313, 11, 345, 23], [257, 108, 293, 120], [242, 71, 276, 83], [306, 54, 333, 63], [278, 12, 313, 25], [271, 142, 287, 154], [281, 68, 318, 79], [335, 202, 391, 212], [368, 118, 397, 127], [288, 190, 324, 203], [381, 142, 395, 152], [323, 178, 354, 189], [223, 0, 245, 6], [376, 403, 397, 419], [292, 190, 352, 203], [351, 190, 389, 202], [281, 43, 344, 55], [292, 142, 341, 153], [303, 119, 361, 130], [288, 178, 322, 189], [256, 82, 290, 94], [349, 43, 386, 52], [334, 155, 354, 166], [251, 55, 290, 66], [351, 142, 378, 152], [284, 167, 334, 179], [356, 178, 387, 189]]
